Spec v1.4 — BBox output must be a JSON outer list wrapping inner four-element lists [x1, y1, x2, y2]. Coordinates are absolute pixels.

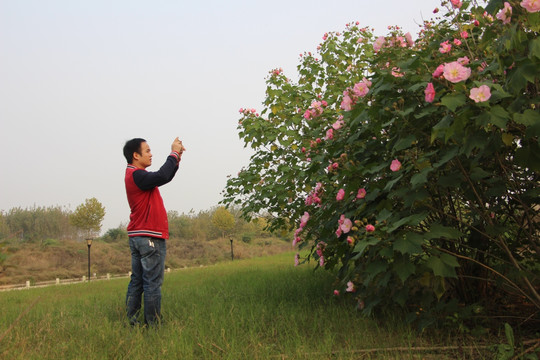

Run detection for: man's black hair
[[123, 138, 146, 164]]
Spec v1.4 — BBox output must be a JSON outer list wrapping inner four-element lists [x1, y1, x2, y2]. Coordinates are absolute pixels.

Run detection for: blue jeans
[[126, 236, 166, 326]]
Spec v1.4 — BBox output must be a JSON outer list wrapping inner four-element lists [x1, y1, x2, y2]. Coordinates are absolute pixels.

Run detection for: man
[[123, 137, 185, 326]]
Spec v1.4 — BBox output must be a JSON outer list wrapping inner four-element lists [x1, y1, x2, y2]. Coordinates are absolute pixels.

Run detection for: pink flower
[[332, 119, 345, 130], [521, 0, 540, 12], [325, 128, 334, 140], [340, 93, 354, 111], [451, 0, 462, 8], [346, 281, 355, 292], [347, 236, 354, 244], [432, 64, 445, 78], [365, 224, 375, 232], [405, 32, 414, 47], [341, 218, 353, 234], [373, 36, 385, 52], [391, 67, 404, 77], [294, 253, 299, 266], [300, 211, 310, 227], [292, 237, 301, 246], [336, 188, 345, 201], [356, 188, 367, 199], [460, 31, 469, 39], [303, 109, 311, 120], [390, 159, 402, 172], [469, 85, 491, 103], [424, 82, 435, 103], [497, 2, 513, 24], [457, 56, 470, 65], [439, 40, 452, 54], [333, 289, 340, 296], [320, 256, 325, 267], [453, 38, 462, 46], [352, 78, 371, 97], [443, 61, 471, 83]]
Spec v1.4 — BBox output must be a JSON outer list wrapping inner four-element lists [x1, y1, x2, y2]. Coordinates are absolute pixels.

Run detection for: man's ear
[[132, 152, 140, 161]]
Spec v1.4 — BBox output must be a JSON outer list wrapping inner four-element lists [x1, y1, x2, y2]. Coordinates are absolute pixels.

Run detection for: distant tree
[[211, 206, 235, 238], [101, 227, 127, 243], [70, 198, 105, 239]]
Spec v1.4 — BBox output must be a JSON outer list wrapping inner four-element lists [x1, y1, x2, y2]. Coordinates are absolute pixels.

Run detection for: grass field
[[0, 252, 498, 359]]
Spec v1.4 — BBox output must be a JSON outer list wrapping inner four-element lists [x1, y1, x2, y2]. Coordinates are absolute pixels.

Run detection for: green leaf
[[441, 94, 466, 112], [514, 109, 540, 126], [393, 259, 416, 283], [470, 167, 491, 181], [383, 174, 403, 191], [489, 105, 510, 129], [433, 147, 458, 168], [426, 223, 463, 240], [530, 37, 540, 59], [425, 255, 458, 278], [376, 208, 393, 222], [351, 238, 380, 260], [393, 232, 424, 254], [386, 212, 428, 233], [393, 135, 417, 152], [410, 167, 432, 186]]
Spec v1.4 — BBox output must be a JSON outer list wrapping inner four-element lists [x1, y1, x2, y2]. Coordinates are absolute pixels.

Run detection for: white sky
[[0, 0, 441, 232]]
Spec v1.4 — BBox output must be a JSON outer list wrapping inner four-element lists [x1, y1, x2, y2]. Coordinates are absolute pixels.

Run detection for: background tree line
[[0, 201, 281, 245]]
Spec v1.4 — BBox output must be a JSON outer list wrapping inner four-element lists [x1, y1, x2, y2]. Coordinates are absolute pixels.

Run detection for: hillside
[[0, 236, 292, 285]]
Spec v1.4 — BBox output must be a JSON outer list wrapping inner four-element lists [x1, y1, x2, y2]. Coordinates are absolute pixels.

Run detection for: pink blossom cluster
[[336, 188, 345, 201], [271, 68, 283, 76], [451, 0, 462, 9], [336, 214, 353, 237], [293, 211, 310, 247], [340, 78, 372, 111], [332, 116, 345, 130], [238, 108, 258, 116], [303, 100, 328, 120], [327, 162, 339, 172], [316, 241, 326, 267], [373, 32, 414, 53], [521, 0, 540, 12], [305, 182, 323, 206], [497, 2, 513, 24]]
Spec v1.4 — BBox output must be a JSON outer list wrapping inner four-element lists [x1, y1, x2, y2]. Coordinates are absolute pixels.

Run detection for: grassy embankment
[[0, 252, 498, 359], [0, 236, 291, 286]]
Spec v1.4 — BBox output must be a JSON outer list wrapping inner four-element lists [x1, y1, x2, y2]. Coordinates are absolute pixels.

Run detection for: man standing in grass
[[123, 137, 185, 326]]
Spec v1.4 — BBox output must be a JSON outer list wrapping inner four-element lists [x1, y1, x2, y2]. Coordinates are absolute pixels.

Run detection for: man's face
[[135, 141, 152, 168]]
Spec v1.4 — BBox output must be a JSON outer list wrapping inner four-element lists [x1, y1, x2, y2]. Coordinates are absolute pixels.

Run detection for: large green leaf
[[425, 254, 459, 278], [441, 94, 466, 112], [514, 109, 540, 126], [489, 105, 510, 129], [426, 223, 463, 240], [386, 212, 428, 233], [393, 232, 424, 254], [393, 259, 416, 283]]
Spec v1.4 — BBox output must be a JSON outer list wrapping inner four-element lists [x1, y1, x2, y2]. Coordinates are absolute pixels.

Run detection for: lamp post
[[229, 236, 234, 261], [86, 238, 93, 281]]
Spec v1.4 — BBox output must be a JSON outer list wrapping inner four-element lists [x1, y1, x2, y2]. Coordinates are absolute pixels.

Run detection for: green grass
[[0, 252, 492, 359]]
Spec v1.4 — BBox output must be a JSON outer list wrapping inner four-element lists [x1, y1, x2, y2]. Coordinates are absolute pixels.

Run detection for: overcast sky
[[0, 0, 441, 232]]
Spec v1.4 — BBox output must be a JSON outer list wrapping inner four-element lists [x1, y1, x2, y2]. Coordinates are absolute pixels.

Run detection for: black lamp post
[[229, 236, 234, 261], [86, 238, 93, 281]]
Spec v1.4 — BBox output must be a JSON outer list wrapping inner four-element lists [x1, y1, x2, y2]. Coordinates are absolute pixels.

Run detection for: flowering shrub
[[224, 0, 539, 327]]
